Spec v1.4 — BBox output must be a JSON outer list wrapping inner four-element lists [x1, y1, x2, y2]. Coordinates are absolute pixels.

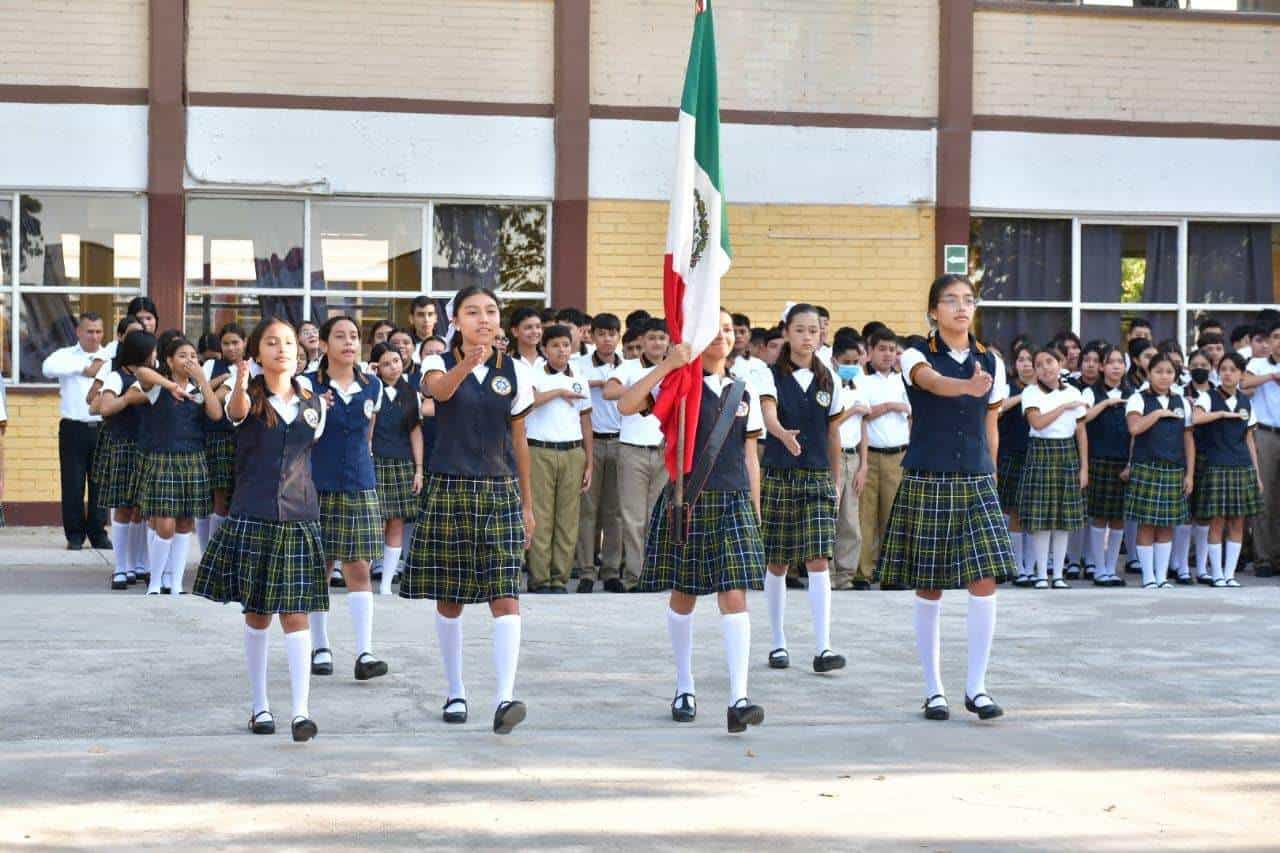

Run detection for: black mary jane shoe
[[135, 570, 151, 585], [727, 700, 764, 733], [1064, 563, 1082, 580], [1176, 575, 1194, 586], [813, 650, 847, 674], [311, 648, 334, 676], [249, 710, 276, 735], [442, 698, 468, 724], [603, 578, 626, 593], [126, 570, 138, 586], [964, 693, 1004, 720], [671, 692, 696, 723], [576, 578, 595, 594], [291, 716, 318, 742], [1196, 574, 1214, 586], [493, 700, 527, 735], [354, 652, 388, 681], [329, 571, 346, 589], [768, 648, 790, 670], [852, 580, 872, 591], [1108, 576, 1128, 587], [922, 694, 950, 721], [111, 572, 129, 591]]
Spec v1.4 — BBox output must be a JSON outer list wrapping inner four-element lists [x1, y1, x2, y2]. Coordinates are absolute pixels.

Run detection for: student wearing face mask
[[1181, 350, 1216, 584], [831, 337, 871, 590]]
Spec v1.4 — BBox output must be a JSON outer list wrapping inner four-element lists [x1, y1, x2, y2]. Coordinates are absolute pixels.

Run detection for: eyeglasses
[[937, 296, 980, 309]]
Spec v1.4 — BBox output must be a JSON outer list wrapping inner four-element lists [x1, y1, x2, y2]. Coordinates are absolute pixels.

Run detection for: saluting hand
[[461, 345, 489, 371], [966, 362, 994, 397]]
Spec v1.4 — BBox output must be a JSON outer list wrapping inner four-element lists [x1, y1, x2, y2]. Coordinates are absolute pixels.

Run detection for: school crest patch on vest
[[572, 382, 584, 396], [303, 407, 320, 428], [815, 390, 832, 408], [491, 375, 513, 396], [363, 399, 375, 418], [736, 401, 749, 418]]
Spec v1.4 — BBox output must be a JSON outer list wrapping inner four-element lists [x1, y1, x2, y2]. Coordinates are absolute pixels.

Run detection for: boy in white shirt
[[831, 338, 871, 590], [572, 313, 625, 593], [857, 327, 912, 587]]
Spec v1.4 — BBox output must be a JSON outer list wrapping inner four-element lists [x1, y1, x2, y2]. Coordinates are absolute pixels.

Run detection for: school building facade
[[1, 0, 1277, 523]]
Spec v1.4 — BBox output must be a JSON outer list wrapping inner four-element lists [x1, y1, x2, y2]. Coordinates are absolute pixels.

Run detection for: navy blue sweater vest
[[901, 336, 998, 475], [103, 371, 142, 442], [761, 363, 833, 470], [1199, 390, 1253, 468], [372, 384, 420, 461], [429, 352, 519, 477], [307, 371, 380, 492], [1086, 382, 1132, 461], [998, 380, 1029, 457], [698, 378, 752, 492], [1132, 391, 1187, 466], [230, 384, 323, 521], [145, 385, 205, 453]]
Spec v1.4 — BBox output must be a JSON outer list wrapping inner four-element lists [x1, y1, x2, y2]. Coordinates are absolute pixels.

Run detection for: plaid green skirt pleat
[[1086, 457, 1128, 521], [1124, 461, 1188, 527], [400, 474, 524, 604], [876, 471, 1016, 590], [318, 489, 382, 562], [639, 488, 765, 595], [1017, 438, 1086, 532], [374, 455, 419, 521], [204, 432, 236, 493], [996, 451, 1025, 512], [193, 516, 329, 614], [93, 430, 142, 509], [1187, 452, 1207, 517], [137, 451, 211, 519], [761, 467, 836, 565], [1193, 465, 1262, 519]]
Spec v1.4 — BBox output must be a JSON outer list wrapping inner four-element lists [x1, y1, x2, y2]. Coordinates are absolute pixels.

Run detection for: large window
[[185, 198, 550, 345], [0, 192, 145, 383], [972, 217, 1279, 352], [1023, 1, 1280, 12]]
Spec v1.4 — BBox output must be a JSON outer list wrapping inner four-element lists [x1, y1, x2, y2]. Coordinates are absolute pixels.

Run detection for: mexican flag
[[652, 0, 732, 481]]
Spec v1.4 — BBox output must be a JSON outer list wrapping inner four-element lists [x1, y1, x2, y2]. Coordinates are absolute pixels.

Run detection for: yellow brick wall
[[188, 0, 555, 103], [587, 201, 935, 338], [0, 0, 148, 88], [974, 10, 1280, 126], [4, 394, 63, 504], [591, 0, 938, 116]]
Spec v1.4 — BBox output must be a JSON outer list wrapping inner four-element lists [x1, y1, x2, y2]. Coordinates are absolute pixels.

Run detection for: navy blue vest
[[429, 351, 519, 477], [103, 371, 142, 442], [230, 382, 323, 521], [204, 360, 234, 435], [697, 377, 752, 492], [762, 363, 834, 470], [1086, 382, 1132, 461], [307, 371, 380, 492], [1199, 390, 1253, 468], [901, 336, 998, 475], [145, 384, 206, 453], [1132, 391, 1187, 466], [371, 383, 420, 461], [997, 380, 1029, 457]]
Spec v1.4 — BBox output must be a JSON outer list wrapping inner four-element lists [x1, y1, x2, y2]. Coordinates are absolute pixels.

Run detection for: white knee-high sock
[[434, 612, 466, 700], [146, 530, 172, 594], [1153, 541, 1173, 583], [667, 608, 695, 695], [244, 624, 270, 714], [1089, 525, 1109, 577], [764, 572, 787, 650], [1225, 541, 1242, 580], [195, 516, 211, 551], [111, 520, 131, 574], [492, 614, 521, 708], [208, 513, 228, 543], [1031, 531, 1051, 580], [1207, 540, 1224, 580], [379, 545, 401, 595], [348, 590, 373, 657], [1193, 525, 1211, 577], [1137, 544, 1156, 586], [1105, 528, 1124, 577], [806, 570, 832, 654], [966, 593, 997, 701], [721, 612, 751, 706], [131, 522, 148, 572], [284, 629, 312, 719], [166, 532, 191, 594], [1048, 530, 1069, 580], [1172, 525, 1191, 575], [309, 611, 330, 651], [913, 597, 943, 699], [1010, 533, 1024, 576]]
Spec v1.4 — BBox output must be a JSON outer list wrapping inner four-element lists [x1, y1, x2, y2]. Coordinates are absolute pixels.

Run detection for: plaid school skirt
[[318, 489, 382, 563], [137, 450, 211, 520], [1194, 465, 1262, 519], [400, 474, 524, 604], [93, 430, 141, 510], [374, 455, 418, 521], [761, 467, 836, 565], [876, 471, 1017, 590], [204, 432, 236, 493], [1086, 457, 1128, 521], [639, 488, 765, 595], [996, 451, 1025, 512], [1017, 438, 1086, 532], [193, 515, 329, 615], [1124, 460, 1188, 528]]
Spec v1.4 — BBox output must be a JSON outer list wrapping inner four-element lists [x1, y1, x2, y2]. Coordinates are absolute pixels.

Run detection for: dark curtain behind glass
[[1082, 225, 1122, 302], [977, 308, 1071, 354], [1144, 227, 1178, 304], [1188, 223, 1274, 304], [975, 218, 1071, 301]]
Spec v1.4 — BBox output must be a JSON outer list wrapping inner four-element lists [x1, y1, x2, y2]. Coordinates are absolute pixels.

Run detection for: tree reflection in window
[[433, 204, 547, 294]]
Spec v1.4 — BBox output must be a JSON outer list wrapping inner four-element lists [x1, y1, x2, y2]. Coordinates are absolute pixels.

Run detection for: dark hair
[[624, 309, 651, 331], [369, 341, 419, 430], [113, 330, 157, 373], [1145, 352, 1179, 386], [538, 307, 558, 324], [1230, 324, 1254, 345], [867, 326, 898, 350], [367, 319, 396, 346], [116, 314, 140, 337], [590, 312, 621, 333], [317, 315, 367, 385], [776, 303, 833, 394], [125, 296, 159, 323], [1197, 317, 1223, 333], [153, 329, 183, 378], [78, 311, 103, 325], [196, 332, 221, 355], [1218, 352, 1248, 374], [832, 334, 864, 359], [861, 320, 889, 339], [1187, 348, 1211, 367], [245, 317, 311, 428], [388, 326, 415, 345], [450, 286, 504, 363], [158, 334, 196, 380], [1129, 317, 1153, 332], [926, 274, 975, 311], [1265, 318, 1280, 337], [1196, 332, 1224, 349], [507, 306, 542, 355], [1007, 343, 1035, 389], [410, 294, 435, 311], [556, 307, 587, 326], [542, 324, 573, 346], [218, 322, 247, 343], [642, 318, 669, 336], [763, 328, 782, 344], [622, 327, 642, 346], [1156, 338, 1183, 357], [1054, 331, 1082, 350], [1032, 346, 1063, 393], [749, 327, 767, 346], [815, 305, 830, 320], [731, 312, 750, 328]]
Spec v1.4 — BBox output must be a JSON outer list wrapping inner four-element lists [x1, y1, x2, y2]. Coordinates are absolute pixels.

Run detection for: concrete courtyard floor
[[0, 525, 1277, 851]]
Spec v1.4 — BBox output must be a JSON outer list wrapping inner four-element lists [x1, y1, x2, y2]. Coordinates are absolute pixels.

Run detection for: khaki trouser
[[529, 445, 586, 589], [576, 435, 623, 580], [1253, 427, 1280, 566], [618, 442, 667, 588], [859, 448, 905, 578], [832, 448, 864, 586]]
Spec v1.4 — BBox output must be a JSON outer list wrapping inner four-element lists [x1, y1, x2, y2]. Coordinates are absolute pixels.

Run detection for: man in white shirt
[[858, 328, 912, 587], [573, 314, 625, 593], [1242, 319, 1280, 577], [41, 312, 110, 550]]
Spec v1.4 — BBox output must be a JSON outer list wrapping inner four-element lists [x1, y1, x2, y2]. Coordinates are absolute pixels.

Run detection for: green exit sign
[[944, 244, 968, 275]]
